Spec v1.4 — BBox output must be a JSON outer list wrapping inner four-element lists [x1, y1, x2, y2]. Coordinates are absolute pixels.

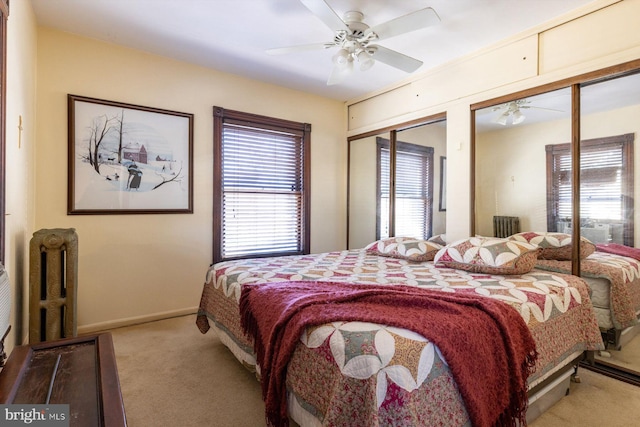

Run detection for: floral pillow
[[365, 237, 443, 262], [433, 236, 541, 275], [508, 232, 595, 260]]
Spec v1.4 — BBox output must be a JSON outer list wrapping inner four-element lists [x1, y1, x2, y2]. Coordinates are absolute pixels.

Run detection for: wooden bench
[[0, 333, 127, 426]]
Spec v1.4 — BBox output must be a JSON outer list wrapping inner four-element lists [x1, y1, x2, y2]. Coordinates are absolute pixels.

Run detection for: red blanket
[[240, 281, 538, 427], [596, 243, 640, 260]]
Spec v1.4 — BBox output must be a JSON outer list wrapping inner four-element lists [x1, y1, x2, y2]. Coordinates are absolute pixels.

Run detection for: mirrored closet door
[[473, 62, 640, 386], [580, 71, 640, 383], [348, 117, 446, 249]]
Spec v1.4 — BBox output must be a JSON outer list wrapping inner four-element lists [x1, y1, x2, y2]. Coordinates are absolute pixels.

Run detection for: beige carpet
[[109, 314, 640, 427], [110, 314, 264, 427]]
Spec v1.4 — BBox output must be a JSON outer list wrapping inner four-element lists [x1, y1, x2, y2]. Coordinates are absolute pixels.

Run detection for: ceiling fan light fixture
[[495, 113, 508, 126], [332, 48, 351, 67], [357, 50, 375, 71], [512, 110, 525, 125]]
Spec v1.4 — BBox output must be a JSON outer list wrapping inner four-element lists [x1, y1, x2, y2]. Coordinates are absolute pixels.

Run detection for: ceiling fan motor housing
[[344, 11, 369, 39]]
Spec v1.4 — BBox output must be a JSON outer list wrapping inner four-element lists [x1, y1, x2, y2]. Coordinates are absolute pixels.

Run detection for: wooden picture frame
[[68, 95, 193, 214], [439, 156, 446, 212]]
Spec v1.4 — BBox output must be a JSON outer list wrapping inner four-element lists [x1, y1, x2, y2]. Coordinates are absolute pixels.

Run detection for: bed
[[535, 250, 640, 349], [507, 232, 640, 350], [197, 238, 603, 427]]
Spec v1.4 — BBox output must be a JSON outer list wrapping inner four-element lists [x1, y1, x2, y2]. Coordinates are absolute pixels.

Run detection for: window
[[546, 133, 634, 245], [376, 138, 434, 239], [213, 107, 310, 263]]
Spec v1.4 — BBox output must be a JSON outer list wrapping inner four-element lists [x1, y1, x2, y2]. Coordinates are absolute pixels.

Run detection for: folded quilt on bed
[[240, 281, 538, 427]]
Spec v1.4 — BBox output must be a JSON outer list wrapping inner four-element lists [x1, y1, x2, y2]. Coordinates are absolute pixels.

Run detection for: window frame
[[546, 133, 634, 246], [212, 106, 311, 264]]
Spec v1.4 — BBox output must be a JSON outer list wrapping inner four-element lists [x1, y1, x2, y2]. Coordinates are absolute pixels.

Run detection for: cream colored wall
[[346, 0, 640, 243], [476, 118, 571, 236], [5, 0, 38, 352], [35, 28, 345, 332], [348, 135, 377, 249]]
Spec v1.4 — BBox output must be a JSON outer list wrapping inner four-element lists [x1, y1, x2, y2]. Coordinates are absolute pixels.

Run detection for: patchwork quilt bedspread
[[197, 249, 603, 427], [536, 252, 640, 330]]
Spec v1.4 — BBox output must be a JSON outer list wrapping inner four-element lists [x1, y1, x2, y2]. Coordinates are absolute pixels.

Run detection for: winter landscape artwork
[[68, 95, 193, 214]]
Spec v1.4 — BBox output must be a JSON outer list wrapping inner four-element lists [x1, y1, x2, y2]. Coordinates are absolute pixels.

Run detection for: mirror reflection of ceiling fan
[[266, 0, 441, 85], [492, 99, 564, 126]]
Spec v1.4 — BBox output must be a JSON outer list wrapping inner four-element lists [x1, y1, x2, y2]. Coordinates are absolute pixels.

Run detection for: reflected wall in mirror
[[348, 120, 446, 249], [475, 88, 572, 237], [580, 71, 640, 382], [348, 131, 387, 250]]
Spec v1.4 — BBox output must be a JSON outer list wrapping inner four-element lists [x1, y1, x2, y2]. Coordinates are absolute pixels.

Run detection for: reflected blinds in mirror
[[376, 138, 434, 239], [547, 144, 573, 226], [546, 134, 634, 245]]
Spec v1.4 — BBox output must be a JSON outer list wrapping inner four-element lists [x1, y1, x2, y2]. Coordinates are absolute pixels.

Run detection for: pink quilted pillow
[[434, 236, 540, 275], [509, 232, 595, 260], [365, 237, 442, 262]]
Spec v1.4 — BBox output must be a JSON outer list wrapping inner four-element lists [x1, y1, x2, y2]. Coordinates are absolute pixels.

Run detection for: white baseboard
[[77, 307, 198, 334]]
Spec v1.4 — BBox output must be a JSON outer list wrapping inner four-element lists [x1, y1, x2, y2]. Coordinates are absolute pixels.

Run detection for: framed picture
[[439, 156, 446, 212], [68, 95, 193, 214]]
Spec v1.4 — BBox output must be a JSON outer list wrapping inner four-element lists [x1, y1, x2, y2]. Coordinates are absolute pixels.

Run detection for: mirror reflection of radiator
[[29, 228, 78, 343], [493, 216, 520, 238]]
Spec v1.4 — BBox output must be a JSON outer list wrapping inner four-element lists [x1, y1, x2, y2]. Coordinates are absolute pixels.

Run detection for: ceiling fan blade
[[525, 106, 565, 113], [370, 45, 423, 73], [300, 0, 349, 33], [266, 42, 333, 55], [366, 7, 440, 40]]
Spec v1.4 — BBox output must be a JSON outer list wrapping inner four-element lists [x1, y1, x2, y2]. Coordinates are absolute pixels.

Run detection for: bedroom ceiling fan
[[266, 0, 441, 85], [492, 99, 563, 126]]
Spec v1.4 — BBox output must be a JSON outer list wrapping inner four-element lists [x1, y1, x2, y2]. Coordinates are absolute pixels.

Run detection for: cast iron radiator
[[29, 228, 78, 343], [493, 216, 520, 238]]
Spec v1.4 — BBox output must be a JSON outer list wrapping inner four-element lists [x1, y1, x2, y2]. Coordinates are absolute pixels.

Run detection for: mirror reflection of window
[[347, 119, 446, 249], [580, 72, 640, 247], [376, 138, 434, 239], [547, 134, 634, 245], [395, 121, 447, 240]]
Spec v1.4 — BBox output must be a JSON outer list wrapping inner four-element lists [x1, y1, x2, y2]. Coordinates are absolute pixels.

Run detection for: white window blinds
[[580, 144, 624, 220], [546, 133, 634, 246], [552, 141, 625, 220], [214, 108, 310, 262], [378, 140, 434, 239]]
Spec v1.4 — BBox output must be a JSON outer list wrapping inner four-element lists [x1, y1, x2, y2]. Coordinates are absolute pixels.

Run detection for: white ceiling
[[31, 0, 597, 102]]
